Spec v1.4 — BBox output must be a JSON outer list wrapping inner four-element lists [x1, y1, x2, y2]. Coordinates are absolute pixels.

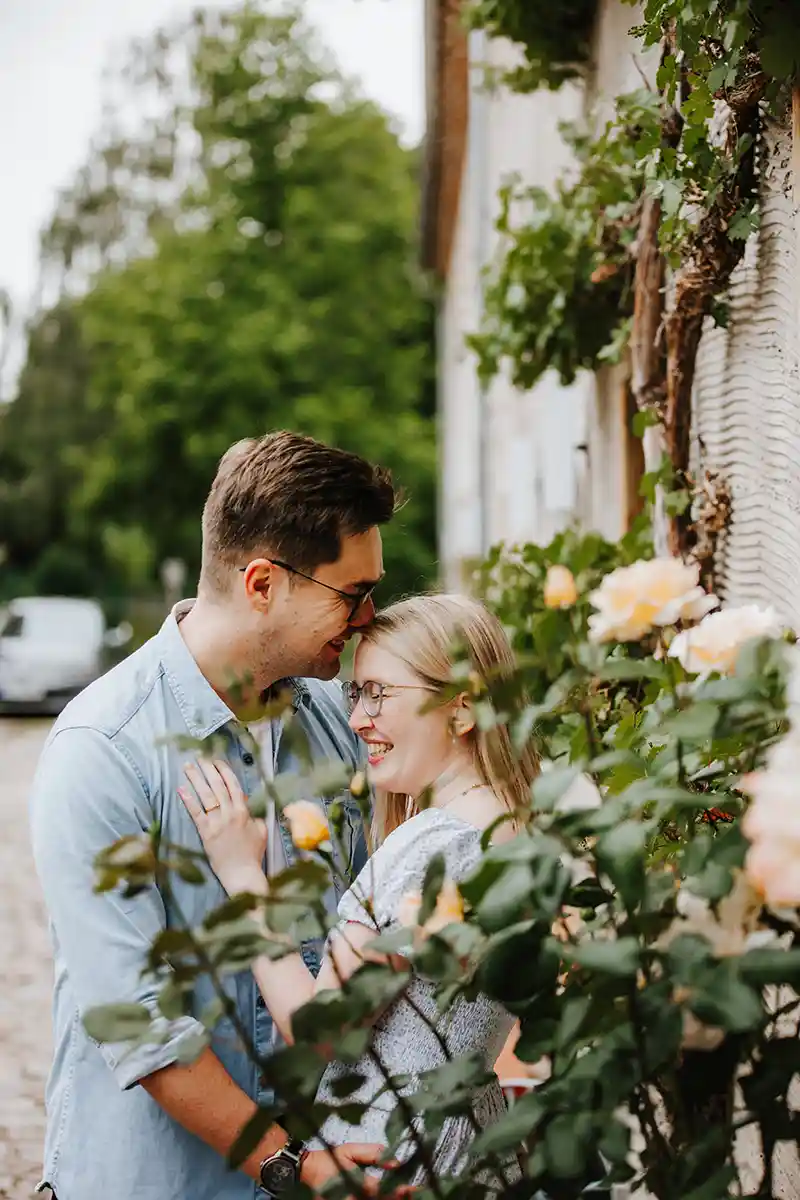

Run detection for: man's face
[[252, 527, 385, 681]]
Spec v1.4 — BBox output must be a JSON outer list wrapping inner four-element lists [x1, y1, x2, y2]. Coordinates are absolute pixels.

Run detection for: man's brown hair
[[200, 431, 396, 591]]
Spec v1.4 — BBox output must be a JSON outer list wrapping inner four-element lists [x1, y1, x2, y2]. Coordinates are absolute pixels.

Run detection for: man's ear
[[241, 558, 274, 608], [451, 693, 476, 738]]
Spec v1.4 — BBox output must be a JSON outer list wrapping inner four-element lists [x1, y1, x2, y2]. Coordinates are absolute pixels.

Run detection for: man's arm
[[141, 1049, 284, 1179], [141, 1050, 387, 1189], [30, 728, 387, 1190]]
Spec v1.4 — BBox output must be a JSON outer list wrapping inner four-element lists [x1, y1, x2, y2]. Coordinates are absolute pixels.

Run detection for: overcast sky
[[0, 0, 425, 322]]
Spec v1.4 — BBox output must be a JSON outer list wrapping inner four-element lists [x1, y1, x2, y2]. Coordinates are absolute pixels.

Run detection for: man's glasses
[[342, 680, 437, 719], [239, 559, 376, 622]]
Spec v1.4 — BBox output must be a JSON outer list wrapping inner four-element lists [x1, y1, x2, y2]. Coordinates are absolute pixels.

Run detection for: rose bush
[[87, 527, 800, 1200]]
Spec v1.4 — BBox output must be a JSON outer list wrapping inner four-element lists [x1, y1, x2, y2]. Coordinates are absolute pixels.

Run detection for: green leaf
[[758, 31, 799, 81], [739, 948, 800, 988], [174, 855, 206, 885], [663, 487, 690, 517], [532, 767, 580, 812], [83, 1002, 152, 1044], [595, 658, 665, 682], [157, 976, 189, 1020], [596, 820, 647, 903], [690, 976, 763, 1033], [680, 1165, 736, 1200], [570, 937, 640, 978], [328, 1070, 367, 1099], [174, 1029, 210, 1065], [659, 177, 682, 216], [228, 1104, 282, 1169], [631, 407, 661, 437], [544, 1111, 591, 1178], [661, 702, 720, 741], [469, 1089, 544, 1157], [728, 206, 760, 241], [418, 853, 446, 926]]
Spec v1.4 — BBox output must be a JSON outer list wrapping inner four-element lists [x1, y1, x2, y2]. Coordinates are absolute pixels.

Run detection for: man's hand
[[302, 1143, 408, 1196]]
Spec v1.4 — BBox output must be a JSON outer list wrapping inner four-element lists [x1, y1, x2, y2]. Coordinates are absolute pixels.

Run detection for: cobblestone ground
[[0, 719, 52, 1200]]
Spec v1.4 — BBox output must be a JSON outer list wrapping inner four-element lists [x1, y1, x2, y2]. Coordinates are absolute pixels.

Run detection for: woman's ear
[[450, 693, 476, 738]]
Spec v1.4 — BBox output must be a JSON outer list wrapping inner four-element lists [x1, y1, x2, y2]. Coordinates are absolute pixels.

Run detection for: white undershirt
[[247, 717, 287, 1048], [247, 717, 286, 878]]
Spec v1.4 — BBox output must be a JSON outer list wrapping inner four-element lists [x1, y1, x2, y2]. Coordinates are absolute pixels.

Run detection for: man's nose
[[349, 594, 376, 629]]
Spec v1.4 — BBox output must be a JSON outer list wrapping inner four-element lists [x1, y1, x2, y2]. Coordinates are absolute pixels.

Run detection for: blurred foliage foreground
[[91, 526, 800, 1200], [0, 3, 436, 608]]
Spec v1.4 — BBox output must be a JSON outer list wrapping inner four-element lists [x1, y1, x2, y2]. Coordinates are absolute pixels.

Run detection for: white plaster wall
[[437, 3, 651, 585]]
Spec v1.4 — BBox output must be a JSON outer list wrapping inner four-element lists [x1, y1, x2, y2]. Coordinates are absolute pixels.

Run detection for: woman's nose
[[348, 699, 374, 735]]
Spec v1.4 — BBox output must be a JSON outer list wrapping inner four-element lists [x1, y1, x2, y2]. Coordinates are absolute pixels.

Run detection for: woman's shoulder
[[340, 808, 484, 928], [381, 806, 484, 848], [375, 807, 485, 879]]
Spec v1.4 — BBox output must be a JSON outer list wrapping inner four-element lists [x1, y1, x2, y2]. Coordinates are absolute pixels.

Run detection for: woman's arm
[[180, 759, 402, 1043]]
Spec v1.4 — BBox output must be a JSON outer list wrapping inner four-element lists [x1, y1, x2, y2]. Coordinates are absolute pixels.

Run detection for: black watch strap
[[259, 1139, 307, 1196]]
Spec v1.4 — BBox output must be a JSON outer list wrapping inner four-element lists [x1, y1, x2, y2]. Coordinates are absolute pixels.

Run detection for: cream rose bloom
[[668, 604, 782, 676], [544, 565, 578, 610], [397, 878, 465, 935], [742, 732, 800, 906], [588, 558, 718, 643], [283, 800, 330, 851]]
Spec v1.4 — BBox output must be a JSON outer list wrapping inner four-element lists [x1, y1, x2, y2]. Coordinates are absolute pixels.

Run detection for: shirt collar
[[157, 600, 309, 740]]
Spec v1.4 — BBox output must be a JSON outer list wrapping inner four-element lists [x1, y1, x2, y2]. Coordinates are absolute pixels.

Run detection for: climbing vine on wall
[[468, 0, 800, 570], [465, 0, 598, 91]]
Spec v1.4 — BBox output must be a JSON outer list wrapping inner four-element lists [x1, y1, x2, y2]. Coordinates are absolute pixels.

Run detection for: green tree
[[2, 3, 435, 602]]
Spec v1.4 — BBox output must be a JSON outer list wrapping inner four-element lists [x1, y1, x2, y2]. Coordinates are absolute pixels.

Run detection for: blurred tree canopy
[[0, 3, 436, 606]]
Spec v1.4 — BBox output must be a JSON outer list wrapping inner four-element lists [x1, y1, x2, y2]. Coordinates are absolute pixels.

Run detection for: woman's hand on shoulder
[[179, 758, 268, 895]]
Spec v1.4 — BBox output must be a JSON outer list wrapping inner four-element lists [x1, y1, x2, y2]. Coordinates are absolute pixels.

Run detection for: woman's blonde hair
[[359, 593, 540, 843]]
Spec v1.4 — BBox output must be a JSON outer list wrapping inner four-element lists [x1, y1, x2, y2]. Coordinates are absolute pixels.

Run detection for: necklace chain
[[439, 781, 485, 809]]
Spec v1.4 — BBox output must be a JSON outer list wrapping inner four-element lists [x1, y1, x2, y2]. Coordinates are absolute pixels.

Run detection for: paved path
[[0, 719, 52, 1199]]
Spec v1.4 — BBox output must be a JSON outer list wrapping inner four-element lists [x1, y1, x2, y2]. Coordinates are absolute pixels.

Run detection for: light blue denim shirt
[[29, 607, 368, 1200]]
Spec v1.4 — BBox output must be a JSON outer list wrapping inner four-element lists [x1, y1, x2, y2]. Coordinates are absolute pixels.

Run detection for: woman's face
[[348, 639, 456, 797]]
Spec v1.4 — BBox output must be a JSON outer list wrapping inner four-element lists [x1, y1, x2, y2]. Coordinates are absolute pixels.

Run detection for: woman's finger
[[213, 759, 249, 813], [195, 758, 232, 810], [185, 762, 223, 814], [178, 786, 205, 827]]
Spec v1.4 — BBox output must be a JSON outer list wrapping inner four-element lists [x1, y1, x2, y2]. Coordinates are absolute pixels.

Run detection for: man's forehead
[[334, 528, 384, 586]]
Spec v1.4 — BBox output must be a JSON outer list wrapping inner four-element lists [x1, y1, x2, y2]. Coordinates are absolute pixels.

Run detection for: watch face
[[262, 1156, 297, 1194]]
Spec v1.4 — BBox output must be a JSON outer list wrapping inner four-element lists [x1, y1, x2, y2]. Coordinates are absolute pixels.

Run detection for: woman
[[180, 594, 539, 1185]]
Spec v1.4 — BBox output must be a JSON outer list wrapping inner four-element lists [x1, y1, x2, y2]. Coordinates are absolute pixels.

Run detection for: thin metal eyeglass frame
[[342, 680, 438, 719], [238, 559, 375, 621]]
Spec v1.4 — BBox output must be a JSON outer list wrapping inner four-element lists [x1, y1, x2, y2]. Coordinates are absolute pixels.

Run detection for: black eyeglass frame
[[239, 559, 375, 621], [342, 680, 438, 719]]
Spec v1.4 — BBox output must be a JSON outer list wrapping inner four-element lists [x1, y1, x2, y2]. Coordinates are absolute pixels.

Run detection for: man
[[30, 431, 394, 1200]]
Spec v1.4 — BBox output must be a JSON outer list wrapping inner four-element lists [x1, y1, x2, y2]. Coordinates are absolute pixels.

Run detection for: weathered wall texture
[[691, 107, 800, 624]]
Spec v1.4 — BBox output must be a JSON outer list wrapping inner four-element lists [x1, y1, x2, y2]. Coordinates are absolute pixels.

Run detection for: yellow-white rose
[[668, 604, 782, 676], [742, 732, 800, 906], [588, 558, 718, 644], [283, 800, 330, 851], [423, 879, 465, 934], [396, 890, 422, 928], [397, 879, 465, 935], [544, 565, 578, 610]]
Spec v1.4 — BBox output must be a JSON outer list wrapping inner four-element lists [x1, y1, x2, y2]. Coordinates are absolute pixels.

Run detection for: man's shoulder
[[49, 631, 166, 744]]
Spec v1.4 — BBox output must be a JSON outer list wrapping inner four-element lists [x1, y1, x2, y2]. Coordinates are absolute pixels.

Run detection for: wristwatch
[[259, 1139, 308, 1196]]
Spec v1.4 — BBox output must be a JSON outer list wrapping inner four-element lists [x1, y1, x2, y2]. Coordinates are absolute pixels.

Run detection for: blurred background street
[[0, 720, 51, 1200]]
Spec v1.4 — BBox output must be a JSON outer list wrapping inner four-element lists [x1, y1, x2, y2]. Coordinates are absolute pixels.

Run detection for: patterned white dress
[[308, 807, 520, 1186]]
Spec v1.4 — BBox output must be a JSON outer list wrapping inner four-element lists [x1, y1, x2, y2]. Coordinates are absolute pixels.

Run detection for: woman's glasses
[[342, 680, 437, 718]]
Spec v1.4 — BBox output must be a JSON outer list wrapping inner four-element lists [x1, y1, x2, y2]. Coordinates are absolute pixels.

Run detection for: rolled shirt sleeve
[[30, 725, 206, 1089]]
